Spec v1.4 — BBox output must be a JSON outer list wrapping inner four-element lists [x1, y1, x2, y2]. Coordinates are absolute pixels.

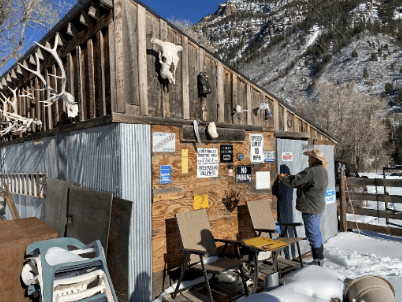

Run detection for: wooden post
[[273, 100, 279, 131], [246, 84, 252, 125], [182, 36, 189, 120], [232, 74, 237, 124], [339, 172, 347, 232], [283, 108, 288, 132], [3, 183, 20, 219], [383, 167, 389, 225], [217, 62, 224, 123], [138, 4, 148, 116], [200, 48, 207, 121]]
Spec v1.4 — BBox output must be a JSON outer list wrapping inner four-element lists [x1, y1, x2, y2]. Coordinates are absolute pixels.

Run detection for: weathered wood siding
[[0, 0, 334, 145]]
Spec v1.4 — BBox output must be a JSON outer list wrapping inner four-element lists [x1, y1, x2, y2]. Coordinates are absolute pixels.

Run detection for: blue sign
[[160, 165, 171, 184], [325, 187, 336, 204]]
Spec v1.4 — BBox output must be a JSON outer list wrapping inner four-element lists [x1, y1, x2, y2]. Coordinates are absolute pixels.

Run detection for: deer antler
[[19, 89, 35, 100], [7, 87, 18, 115], [0, 110, 42, 136], [19, 33, 78, 118]]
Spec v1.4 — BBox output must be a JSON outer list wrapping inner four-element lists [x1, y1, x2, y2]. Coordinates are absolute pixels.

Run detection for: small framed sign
[[220, 145, 233, 163], [160, 165, 171, 184], [282, 152, 293, 161], [264, 151, 276, 162], [153, 132, 175, 152], [235, 165, 252, 183], [250, 133, 264, 163]]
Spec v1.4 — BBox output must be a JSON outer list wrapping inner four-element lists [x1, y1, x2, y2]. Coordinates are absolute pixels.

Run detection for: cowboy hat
[[303, 148, 327, 163]]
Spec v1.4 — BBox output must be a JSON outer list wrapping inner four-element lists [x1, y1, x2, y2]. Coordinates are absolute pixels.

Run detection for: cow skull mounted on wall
[[151, 38, 182, 84]]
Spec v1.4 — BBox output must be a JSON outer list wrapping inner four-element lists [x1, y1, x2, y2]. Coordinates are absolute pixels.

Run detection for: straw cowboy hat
[[303, 148, 327, 163]]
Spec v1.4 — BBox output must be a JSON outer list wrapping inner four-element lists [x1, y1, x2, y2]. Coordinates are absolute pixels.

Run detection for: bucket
[[345, 275, 395, 302], [264, 272, 279, 291]]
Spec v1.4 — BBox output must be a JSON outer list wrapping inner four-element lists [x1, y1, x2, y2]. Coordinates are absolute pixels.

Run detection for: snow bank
[[239, 266, 346, 302]]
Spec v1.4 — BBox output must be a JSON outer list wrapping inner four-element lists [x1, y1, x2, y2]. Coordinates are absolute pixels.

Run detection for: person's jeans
[[302, 212, 322, 248]]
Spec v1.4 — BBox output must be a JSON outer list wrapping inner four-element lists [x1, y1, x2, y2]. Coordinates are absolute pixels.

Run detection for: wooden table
[[0, 217, 57, 301], [241, 237, 289, 294]]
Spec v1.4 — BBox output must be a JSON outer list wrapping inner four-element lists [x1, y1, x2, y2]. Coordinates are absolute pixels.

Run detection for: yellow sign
[[194, 195, 209, 210], [243, 237, 288, 250], [182, 149, 188, 174]]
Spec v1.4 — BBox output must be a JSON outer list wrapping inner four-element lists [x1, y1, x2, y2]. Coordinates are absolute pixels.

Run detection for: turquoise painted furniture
[[25, 237, 117, 302]]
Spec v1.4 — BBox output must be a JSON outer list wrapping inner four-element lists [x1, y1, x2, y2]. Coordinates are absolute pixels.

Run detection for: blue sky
[[1, 0, 223, 74], [140, 0, 223, 23]]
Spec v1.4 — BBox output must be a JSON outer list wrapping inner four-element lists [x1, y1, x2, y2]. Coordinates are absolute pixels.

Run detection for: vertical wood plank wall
[[0, 0, 331, 144]]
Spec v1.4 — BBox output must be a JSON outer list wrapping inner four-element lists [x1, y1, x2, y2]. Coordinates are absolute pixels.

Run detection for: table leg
[[252, 251, 259, 294]]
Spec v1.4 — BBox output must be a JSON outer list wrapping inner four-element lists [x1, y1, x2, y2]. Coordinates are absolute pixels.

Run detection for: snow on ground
[[241, 172, 402, 302], [155, 173, 402, 302]]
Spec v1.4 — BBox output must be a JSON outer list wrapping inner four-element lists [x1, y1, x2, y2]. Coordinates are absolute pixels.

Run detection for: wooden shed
[[0, 0, 338, 301]]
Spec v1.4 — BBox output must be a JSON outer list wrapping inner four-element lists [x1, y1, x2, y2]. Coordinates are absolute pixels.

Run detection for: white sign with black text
[[250, 133, 264, 163], [197, 148, 219, 178], [153, 132, 175, 152]]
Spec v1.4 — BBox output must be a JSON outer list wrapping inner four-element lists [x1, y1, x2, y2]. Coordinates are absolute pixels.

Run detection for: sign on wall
[[256, 171, 270, 189], [282, 152, 293, 161], [235, 165, 252, 183], [160, 165, 171, 184], [250, 133, 264, 163], [197, 148, 219, 178], [325, 187, 336, 204], [220, 145, 233, 163], [153, 132, 175, 152], [264, 151, 276, 162], [194, 195, 209, 210]]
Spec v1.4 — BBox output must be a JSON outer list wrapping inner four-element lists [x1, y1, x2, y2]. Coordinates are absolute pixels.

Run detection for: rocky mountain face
[[193, 0, 402, 110]]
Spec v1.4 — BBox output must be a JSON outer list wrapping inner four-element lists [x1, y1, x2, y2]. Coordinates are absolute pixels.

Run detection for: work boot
[[311, 245, 324, 267]]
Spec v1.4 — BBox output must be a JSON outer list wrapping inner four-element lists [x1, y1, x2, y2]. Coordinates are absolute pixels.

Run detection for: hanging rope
[[344, 178, 361, 236]]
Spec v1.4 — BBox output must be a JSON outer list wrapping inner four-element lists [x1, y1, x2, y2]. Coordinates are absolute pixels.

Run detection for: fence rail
[[0, 173, 46, 198], [338, 172, 402, 236]]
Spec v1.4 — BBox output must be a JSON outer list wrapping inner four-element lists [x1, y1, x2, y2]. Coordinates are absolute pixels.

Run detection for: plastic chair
[[24, 238, 117, 302]]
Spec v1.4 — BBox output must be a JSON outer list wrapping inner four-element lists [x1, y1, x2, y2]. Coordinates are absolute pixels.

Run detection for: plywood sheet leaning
[[43, 178, 82, 238], [66, 186, 113, 253], [107, 197, 133, 302]]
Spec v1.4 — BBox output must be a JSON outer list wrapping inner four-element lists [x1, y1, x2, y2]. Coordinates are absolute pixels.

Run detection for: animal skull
[[151, 38, 182, 84]]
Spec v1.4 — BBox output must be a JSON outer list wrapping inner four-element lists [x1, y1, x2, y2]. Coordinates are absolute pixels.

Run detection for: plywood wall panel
[[151, 125, 277, 275]]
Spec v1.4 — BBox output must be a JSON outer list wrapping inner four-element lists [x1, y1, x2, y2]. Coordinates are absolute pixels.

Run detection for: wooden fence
[[338, 172, 402, 236], [0, 173, 46, 198]]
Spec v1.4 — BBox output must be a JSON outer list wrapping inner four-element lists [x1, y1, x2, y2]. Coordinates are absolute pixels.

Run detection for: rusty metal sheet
[[0, 218, 57, 301], [43, 178, 82, 238], [66, 186, 113, 254]]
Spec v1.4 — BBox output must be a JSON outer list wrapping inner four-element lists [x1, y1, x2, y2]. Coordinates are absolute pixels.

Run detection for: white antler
[[0, 110, 42, 136], [19, 89, 35, 100], [19, 33, 78, 118], [7, 87, 18, 115]]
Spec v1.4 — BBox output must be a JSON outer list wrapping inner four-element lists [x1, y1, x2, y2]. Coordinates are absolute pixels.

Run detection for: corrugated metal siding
[[5, 194, 44, 220], [0, 123, 153, 301], [276, 139, 337, 257], [120, 124, 152, 302]]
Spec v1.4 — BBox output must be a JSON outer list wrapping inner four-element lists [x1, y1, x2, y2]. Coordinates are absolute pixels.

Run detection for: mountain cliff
[[192, 0, 402, 108]]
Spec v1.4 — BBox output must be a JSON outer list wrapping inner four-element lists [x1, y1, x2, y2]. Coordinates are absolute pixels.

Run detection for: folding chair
[[246, 199, 305, 269], [172, 209, 249, 301]]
